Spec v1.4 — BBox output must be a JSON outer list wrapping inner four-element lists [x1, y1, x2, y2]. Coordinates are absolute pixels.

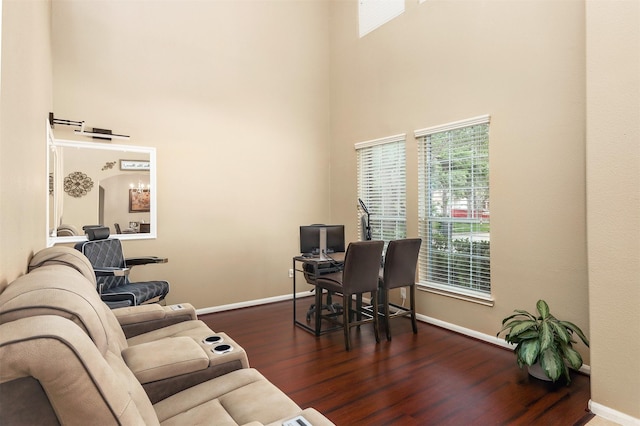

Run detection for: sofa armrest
[[122, 336, 209, 384], [141, 332, 250, 403], [114, 303, 197, 338]]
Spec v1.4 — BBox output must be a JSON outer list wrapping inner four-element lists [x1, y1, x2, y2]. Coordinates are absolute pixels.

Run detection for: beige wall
[[50, 0, 331, 306], [0, 0, 52, 287], [329, 0, 589, 357], [586, 0, 640, 420]]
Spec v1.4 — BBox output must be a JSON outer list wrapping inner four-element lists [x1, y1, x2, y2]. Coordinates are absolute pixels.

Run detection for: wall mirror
[[47, 124, 157, 246]]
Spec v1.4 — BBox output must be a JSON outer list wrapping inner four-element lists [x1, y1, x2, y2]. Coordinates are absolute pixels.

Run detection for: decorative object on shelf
[[102, 161, 117, 171], [129, 188, 150, 212], [497, 299, 589, 384], [63, 172, 94, 198], [120, 159, 150, 171]]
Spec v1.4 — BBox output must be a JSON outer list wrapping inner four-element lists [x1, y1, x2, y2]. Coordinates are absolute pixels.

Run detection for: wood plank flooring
[[199, 297, 592, 426]]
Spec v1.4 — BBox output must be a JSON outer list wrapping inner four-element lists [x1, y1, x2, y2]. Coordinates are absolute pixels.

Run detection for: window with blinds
[[355, 134, 406, 244], [416, 116, 491, 298]]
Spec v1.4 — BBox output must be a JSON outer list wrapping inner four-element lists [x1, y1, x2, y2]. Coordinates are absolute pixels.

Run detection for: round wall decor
[[64, 171, 94, 198]]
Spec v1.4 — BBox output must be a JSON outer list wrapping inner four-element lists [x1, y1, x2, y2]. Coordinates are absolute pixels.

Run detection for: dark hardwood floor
[[199, 297, 592, 426]]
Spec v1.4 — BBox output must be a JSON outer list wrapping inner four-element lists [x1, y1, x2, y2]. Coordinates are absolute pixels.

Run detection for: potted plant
[[497, 299, 589, 383]]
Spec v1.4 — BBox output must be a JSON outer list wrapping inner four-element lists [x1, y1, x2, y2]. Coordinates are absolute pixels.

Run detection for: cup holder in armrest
[[202, 335, 224, 345], [212, 344, 233, 354]]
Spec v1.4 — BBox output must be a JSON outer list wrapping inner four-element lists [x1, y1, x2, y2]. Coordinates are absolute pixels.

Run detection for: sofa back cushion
[[0, 264, 128, 354], [28, 245, 97, 286], [0, 315, 159, 425]]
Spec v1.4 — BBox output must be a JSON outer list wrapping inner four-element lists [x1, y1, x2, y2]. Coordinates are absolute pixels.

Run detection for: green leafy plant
[[497, 299, 589, 383]]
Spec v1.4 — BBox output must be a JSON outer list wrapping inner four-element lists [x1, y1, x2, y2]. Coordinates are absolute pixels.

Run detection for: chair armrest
[[113, 303, 198, 338], [94, 267, 130, 277], [125, 256, 168, 266], [99, 292, 135, 308], [122, 336, 209, 384]]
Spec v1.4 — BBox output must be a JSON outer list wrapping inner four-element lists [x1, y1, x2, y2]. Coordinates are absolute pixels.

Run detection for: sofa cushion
[[154, 368, 301, 425], [122, 336, 210, 384]]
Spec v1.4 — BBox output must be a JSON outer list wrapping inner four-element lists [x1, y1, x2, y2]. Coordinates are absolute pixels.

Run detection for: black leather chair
[[315, 240, 384, 351], [379, 238, 422, 341], [74, 226, 169, 308], [303, 260, 344, 322]]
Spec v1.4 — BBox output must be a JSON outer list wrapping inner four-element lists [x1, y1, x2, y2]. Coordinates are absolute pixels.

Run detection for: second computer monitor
[[299, 224, 345, 256]]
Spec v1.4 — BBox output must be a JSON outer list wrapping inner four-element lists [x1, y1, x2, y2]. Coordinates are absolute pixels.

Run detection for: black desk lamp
[[359, 198, 372, 241]]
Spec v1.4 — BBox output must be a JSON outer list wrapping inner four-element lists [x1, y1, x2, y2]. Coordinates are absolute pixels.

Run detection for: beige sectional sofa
[[0, 247, 333, 425]]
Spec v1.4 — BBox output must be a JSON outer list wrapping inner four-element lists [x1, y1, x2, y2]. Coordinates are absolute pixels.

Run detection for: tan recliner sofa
[[0, 247, 333, 425]]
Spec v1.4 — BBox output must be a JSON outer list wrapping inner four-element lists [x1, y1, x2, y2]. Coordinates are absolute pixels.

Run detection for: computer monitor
[[299, 225, 345, 257]]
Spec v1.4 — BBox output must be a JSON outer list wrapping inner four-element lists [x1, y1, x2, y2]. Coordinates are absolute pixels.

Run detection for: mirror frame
[[47, 124, 157, 246]]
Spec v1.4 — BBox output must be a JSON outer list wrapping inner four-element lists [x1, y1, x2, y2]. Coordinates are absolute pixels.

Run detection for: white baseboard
[[589, 400, 640, 426], [195, 291, 310, 316], [416, 312, 513, 350], [195, 293, 591, 377], [415, 312, 591, 376]]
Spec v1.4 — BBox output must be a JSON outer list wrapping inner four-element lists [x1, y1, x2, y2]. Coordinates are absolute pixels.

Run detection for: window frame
[[415, 115, 493, 305]]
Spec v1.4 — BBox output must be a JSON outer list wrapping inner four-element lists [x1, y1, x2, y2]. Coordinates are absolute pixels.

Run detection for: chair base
[[316, 293, 380, 351], [306, 302, 342, 322], [306, 290, 342, 322]]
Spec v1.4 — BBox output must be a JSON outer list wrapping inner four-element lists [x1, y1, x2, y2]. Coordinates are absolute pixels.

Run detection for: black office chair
[[315, 240, 384, 351], [303, 260, 343, 322], [74, 226, 169, 308], [379, 238, 422, 341]]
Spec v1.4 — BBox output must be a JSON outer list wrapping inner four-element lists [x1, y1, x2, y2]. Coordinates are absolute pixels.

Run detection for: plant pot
[[527, 361, 552, 381]]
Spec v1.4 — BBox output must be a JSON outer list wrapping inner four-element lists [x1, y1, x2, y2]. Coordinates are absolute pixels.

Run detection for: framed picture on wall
[[129, 189, 150, 212], [120, 160, 150, 171]]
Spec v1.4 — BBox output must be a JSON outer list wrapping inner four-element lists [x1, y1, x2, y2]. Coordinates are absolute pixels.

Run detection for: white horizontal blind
[[358, 0, 405, 38], [356, 135, 406, 244], [417, 116, 491, 295]]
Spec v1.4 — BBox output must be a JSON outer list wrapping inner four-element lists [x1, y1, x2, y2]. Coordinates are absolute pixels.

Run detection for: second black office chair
[[380, 238, 422, 341], [315, 240, 384, 351]]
